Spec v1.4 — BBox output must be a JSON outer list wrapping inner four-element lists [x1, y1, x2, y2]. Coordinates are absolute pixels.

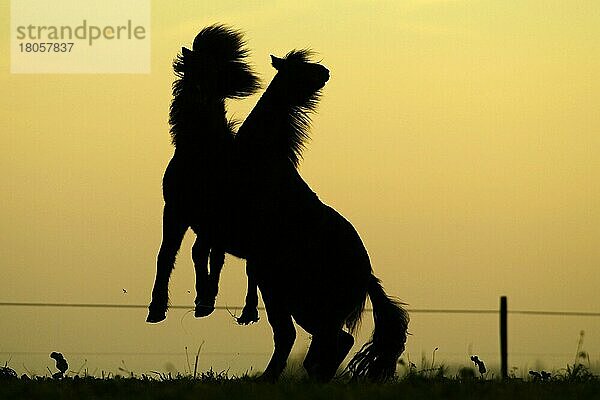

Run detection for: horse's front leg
[[237, 261, 260, 325], [147, 205, 188, 323], [206, 247, 225, 305], [192, 237, 212, 317]]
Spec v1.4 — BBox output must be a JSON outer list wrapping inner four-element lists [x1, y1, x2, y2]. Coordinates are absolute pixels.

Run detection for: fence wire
[[1, 302, 600, 317]]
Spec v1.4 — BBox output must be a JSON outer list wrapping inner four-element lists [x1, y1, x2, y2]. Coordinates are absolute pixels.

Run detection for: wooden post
[[500, 296, 508, 379]]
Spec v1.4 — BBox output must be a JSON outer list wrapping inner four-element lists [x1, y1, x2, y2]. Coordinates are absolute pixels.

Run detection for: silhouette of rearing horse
[[232, 49, 409, 382], [146, 26, 260, 323]]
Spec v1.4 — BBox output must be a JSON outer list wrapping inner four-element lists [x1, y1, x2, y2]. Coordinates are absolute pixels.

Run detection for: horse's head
[[270, 50, 329, 107], [173, 25, 260, 100]]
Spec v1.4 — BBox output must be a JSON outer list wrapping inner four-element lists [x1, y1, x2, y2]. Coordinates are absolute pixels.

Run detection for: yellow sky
[[1, 1, 599, 374]]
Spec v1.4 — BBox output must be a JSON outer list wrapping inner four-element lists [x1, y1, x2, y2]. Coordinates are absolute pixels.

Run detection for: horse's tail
[[348, 274, 409, 381]]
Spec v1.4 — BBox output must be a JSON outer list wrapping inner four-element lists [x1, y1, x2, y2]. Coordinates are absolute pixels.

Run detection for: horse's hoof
[[194, 304, 215, 318], [146, 313, 167, 324], [236, 308, 259, 325], [146, 308, 167, 324]]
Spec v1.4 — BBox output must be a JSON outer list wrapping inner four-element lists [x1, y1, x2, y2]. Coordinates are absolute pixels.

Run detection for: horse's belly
[[261, 262, 369, 335]]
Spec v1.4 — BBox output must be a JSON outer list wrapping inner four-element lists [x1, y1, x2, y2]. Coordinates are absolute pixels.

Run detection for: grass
[[1, 373, 600, 400], [2, 333, 598, 399], [1, 358, 599, 400]]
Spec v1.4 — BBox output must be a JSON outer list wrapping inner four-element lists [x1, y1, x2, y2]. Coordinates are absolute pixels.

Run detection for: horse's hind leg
[[303, 330, 354, 382], [260, 298, 296, 381], [237, 261, 260, 325], [334, 330, 354, 368], [147, 205, 188, 323], [192, 237, 213, 318]]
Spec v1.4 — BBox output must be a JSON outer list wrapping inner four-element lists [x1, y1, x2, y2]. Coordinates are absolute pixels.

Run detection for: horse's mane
[[169, 25, 259, 147], [285, 50, 321, 168], [172, 25, 252, 83], [236, 49, 324, 168], [285, 48, 314, 63], [169, 75, 196, 147]]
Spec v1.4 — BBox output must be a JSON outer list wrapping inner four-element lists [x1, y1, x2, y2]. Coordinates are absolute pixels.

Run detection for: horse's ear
[[182, 47, 192, 56], [271, 55, 284, 70]]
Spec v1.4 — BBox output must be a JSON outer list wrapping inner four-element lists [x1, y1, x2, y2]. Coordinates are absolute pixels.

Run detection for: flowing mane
[[285, 48, 314, 63], [284, 50, 322, 167]]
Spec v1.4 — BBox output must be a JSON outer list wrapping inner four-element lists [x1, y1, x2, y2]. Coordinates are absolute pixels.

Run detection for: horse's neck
[[171, 86, 229, 150], [237, 87, 289, 149], [253, 86, 289, 124]]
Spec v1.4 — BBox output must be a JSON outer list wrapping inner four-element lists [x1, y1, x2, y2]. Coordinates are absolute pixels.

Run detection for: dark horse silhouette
[[231, 49, 409, 382], [147, 25, 409, 382], [146, 25, 260, 323]]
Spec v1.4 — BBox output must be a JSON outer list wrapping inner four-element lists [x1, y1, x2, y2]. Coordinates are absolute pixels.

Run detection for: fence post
[[500, 296, 508, 379]]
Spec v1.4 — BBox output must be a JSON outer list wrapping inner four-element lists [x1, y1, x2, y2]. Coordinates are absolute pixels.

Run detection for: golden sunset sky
[[1, 1, 599, 375]]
